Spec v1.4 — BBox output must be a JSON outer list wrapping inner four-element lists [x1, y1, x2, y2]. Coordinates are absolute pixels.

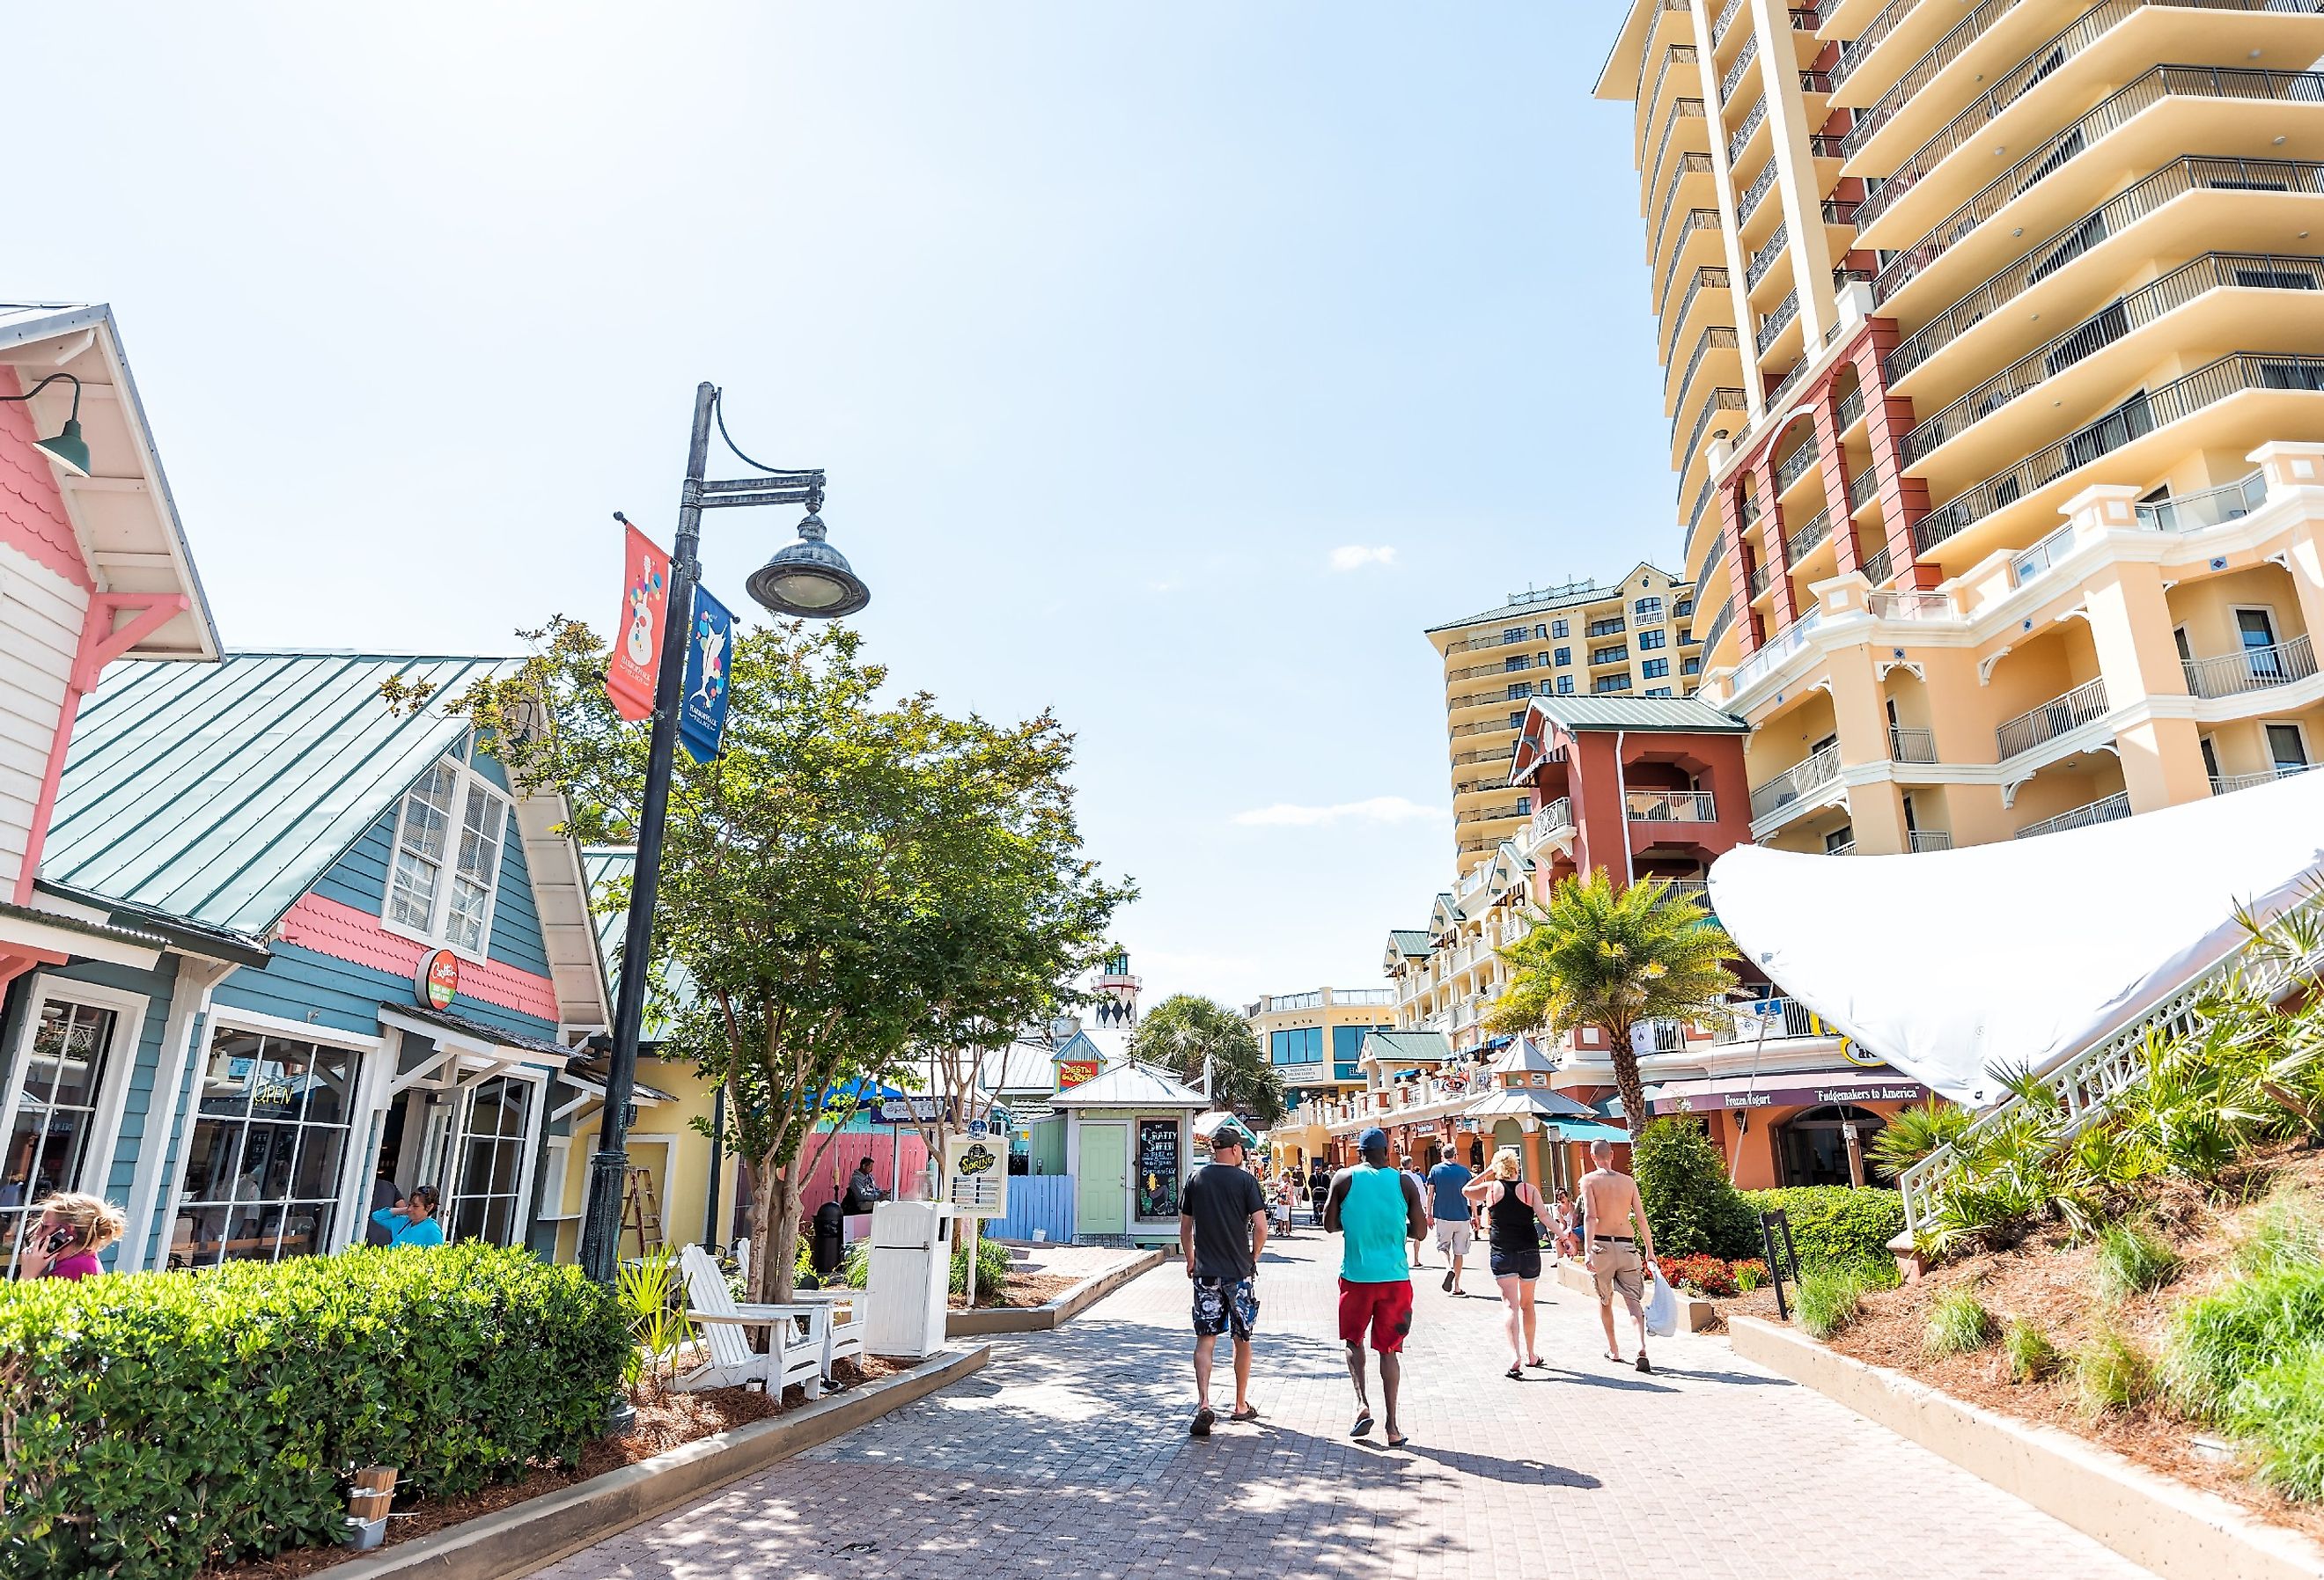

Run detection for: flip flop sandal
[[1386, 1434, 1409, 1449], [1189, 1407, 1215, 1437], [1526, 1357, 1549, 1369], [1504, 1364, 1524, 1380], [1603, 1351, 1623, 1363], [1230, 1405, 1261, 1423], [1350, 1411, 1375, 1438]]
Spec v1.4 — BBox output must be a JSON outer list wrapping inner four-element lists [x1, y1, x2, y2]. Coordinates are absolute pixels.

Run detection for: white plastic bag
[[1642, 1264, 1678, 1338]]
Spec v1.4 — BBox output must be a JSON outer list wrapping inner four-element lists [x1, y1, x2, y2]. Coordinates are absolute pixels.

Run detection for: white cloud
[[1232, 795, 1445, 828], [1327, 544, 1397, 572]]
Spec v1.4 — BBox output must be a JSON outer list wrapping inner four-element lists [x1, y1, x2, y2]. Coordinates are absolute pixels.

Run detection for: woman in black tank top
[[1461, 1148, 1561, 1378]]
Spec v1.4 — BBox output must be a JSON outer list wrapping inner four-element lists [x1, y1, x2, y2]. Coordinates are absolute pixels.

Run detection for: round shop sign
[[1838, 1039, 1883, 1069], [416, 947, 460, 1011]]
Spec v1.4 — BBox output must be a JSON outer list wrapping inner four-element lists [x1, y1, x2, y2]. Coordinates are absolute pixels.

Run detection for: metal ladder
[[621, 1166, 666, 1257]]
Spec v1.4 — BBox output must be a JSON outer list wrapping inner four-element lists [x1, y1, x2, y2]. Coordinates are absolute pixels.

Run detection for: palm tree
[[1486, 870, 1739, 1136]]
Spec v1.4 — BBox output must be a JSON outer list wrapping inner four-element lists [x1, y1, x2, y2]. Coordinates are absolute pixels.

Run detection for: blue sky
[[12, 4, 1675, 1009]]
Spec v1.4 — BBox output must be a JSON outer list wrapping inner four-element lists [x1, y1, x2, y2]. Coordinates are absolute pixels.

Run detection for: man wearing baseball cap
[[1180, 1119, 1268, 1437], [1323, 1127, 1429, 1446]]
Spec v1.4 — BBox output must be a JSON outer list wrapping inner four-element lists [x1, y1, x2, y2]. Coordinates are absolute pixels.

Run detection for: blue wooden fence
[[985, 1174, 1075, 1243]]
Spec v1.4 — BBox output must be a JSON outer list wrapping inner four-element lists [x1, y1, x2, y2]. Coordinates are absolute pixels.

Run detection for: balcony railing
[[1867, 587, 1957, 620], [1528, 797, 1575, 846], [1730, 606, 1821, 694], [2214, 763, 2318, 795], [1673, 323, 1741, 431], [1902, 254, 2324, 465], [1747, 221, 1787, 288], [1739, 159, 1780, 224], [1646, 45, 1702, 138], [1663, 265, 1731, 359], [1683, 387, 1748, 465], [1830, 0, 1912, 91], [1871, 71, 2324, 308], [1651, 152, 1717, 261], [1722, 33, 1759, 103], [1888, 725, 1936, 762], [1648, 99, 1710, 221], [1703, 601, 1735, 654], [1452, 742, 1515, 766], [1748, 561, 1772, 597], [2183, 635, 2318, 699], [1709, 996, 1829, 1045], [1713, 0, 1748, 47], [1629, 790, 1719, 822], [2136, 468, 2268, 532], [1454, 803, 1526, 825], [1860, 542, 1893, 583], [1727, 98, 1768, 168], [1916, 354, 2324, 557], [1997, 676, 2110, 761], [1451, 717, 1512, 739], [1910, 829, 1954, 851], [1775, 437, 1820, 493], [1836, 386, 1865, 430], [1842, 0, 2025, 165], [2016, 790, 2133, 839], [1756, 290, 1799, 354], [1825, 839, 1858, 856], [2010, 520, 2078, 588], [1749, 741, 1842, 819], [1785, 509, 1831, 562]]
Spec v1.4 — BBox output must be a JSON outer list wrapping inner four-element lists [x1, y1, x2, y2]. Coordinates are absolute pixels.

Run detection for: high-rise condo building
[[1430, 562, 1697, 873], [1600, 0, 2324, 856]]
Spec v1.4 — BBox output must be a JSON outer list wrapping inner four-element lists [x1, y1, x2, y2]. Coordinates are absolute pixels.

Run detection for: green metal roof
[[1425, 560, 1676, 635], [1386, 929, 1432, 957], [580, 845, 698, 1023], [1358, 1029, 1453, 1065], [1528, 694, 1750, 734], [42, 652, 516, 936]]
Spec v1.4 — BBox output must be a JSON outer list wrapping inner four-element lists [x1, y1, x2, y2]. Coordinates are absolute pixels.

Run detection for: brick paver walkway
[[540, 1233, 2151, 1579]]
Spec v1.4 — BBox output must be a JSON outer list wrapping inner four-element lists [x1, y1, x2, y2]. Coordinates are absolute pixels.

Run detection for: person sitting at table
[[18, 1192, 124, 1280], [371, 1185, 445, 1248], [842, 1157, 886, 1216]]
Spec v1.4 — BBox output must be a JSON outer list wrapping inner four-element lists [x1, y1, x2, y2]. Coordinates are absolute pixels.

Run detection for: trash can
[[866, 1199, 952, 1359], [812, 1199, 847, 1277]]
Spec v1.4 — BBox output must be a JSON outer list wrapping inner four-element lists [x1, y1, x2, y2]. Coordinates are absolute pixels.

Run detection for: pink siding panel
[[0, 368, 92, 592], [276, 892, 562, 1022]]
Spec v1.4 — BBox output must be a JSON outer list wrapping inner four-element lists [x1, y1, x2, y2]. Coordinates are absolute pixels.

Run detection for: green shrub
[[1795, 1260, 1877, 1340], [2093, 1222, 2181, 1300], [0, 1244, 627, 1580], [2237, 1192, 2324, 1279], [1742, 1186, 1906, 1271], [1924, 1288, 1996, 1356], [1633, 1118, 1760, 1259], [840, 1240, 872, 1289], [1866, 1101, 1973, 1181], [951, 1235, 1011, 1300], [2226, 1345, 2324, 1500], [1732, 1257, 1769, 1292], [2166, 1260, 2324, 1419], [2003, 1319, 2059, 1383], [2077, 1327, 2154, 1417]]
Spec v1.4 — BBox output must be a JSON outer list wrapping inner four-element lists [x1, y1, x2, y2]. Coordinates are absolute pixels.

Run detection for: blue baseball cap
[[1357, 1127, 1388, 1155]]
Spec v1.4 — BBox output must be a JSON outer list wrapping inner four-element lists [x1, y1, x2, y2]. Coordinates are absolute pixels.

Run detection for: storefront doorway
[[1776, 1104, 1887, 1187]]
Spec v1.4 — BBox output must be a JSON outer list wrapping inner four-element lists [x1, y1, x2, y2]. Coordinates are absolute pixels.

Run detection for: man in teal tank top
[[1324, 1127, 1429, 1446]]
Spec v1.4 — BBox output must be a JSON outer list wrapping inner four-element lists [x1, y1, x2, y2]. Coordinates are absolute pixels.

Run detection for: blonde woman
[[18, 1192, 124, 1281], [1461, 1149, 1559, 1378]]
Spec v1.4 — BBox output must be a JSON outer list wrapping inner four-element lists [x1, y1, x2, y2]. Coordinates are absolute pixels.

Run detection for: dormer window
[[385, 743, 511, 957]]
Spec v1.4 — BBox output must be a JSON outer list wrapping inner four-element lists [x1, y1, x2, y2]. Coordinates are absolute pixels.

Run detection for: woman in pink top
[[18, 1192, 124, 1280]]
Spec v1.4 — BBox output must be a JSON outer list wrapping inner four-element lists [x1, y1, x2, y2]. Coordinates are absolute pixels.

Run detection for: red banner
[[607, 523, 672, 721]]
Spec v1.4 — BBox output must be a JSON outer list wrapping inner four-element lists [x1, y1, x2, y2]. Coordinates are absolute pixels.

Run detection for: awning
[[1545, 1120, 1631, 1144], [1709, 769, 2324, 1105], [1644, 1071, 1930, 1116], [1465, 1085, 1597, 1121]]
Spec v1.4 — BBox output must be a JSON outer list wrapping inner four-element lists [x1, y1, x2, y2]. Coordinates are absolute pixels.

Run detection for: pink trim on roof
[[276, 893, 562, 1024], [0, 367, 92, 592]]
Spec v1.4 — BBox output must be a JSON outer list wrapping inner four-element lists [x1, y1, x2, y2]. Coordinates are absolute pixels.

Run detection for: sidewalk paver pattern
[[540, 1231, 2151, 1579]]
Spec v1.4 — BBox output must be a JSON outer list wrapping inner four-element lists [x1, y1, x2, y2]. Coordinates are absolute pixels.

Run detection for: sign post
[[944, 1132, 1008, 1311]]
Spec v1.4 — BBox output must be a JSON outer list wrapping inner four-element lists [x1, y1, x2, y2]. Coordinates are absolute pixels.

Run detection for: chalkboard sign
[[1136, 1118, 1180, 1218]]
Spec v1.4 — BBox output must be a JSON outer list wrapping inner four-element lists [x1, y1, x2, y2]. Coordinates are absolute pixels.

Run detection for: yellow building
[[1599, 0, 2324, 856], [1429, 563, 1700, 874], [1244, 986, 1401, 1103], [1382, 836, 1541, 1055]]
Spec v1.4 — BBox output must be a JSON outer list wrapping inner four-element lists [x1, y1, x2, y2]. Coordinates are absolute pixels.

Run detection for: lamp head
[[745, 510, 870, 619], [35, 418, 90, 479]]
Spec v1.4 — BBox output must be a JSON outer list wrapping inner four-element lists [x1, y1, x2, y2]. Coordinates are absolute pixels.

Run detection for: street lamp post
[[577, 382, 872, 1306]]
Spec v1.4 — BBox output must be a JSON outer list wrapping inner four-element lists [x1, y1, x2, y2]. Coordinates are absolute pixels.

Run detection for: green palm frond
[[1486, 870, 1738, 1040]]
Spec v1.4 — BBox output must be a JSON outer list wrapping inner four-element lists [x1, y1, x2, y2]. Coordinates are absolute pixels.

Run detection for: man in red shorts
[[1323, 1127, 1429, 1446]]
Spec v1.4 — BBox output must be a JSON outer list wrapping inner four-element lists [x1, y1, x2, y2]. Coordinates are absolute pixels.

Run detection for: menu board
[[1136, 1119, 1180, 1218]]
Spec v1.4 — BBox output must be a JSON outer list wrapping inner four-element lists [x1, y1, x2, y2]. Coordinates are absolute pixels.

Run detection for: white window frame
[[2264, 718, 2312, 772], [0, 975, 150, 1272], [439, 1062, 548, 1248], [379, 745, 514, 964]]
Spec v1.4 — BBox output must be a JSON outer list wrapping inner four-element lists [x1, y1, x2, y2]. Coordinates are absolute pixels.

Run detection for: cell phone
[[41, 1226, 75, 1256]]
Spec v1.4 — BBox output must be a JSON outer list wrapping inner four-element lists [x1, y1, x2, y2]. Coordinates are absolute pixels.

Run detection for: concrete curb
[[1549, 1258, 1717, 1331], [1729, 1316, 2324, 1580], [328, 1346, 991, 1580], [946, 1247, 1165, 1335]]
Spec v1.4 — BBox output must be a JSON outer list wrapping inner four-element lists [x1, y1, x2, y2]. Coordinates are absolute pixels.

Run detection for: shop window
[[385, 747, 511, 957], [1273, 1026, 1324, 1066], [1776, 1104, 1887, 1188], [173, 1030, 363, 1268], [0, 997, 122, 1275], [448, 1076, 536, 1246]]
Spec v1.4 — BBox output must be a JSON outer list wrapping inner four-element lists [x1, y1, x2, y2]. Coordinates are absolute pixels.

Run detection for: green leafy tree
[[427, 616, 1130, 1301], [1129, 993, 1284, 1124], [1631, 1117, 1761, 1259], [1485, 870, 1739, 1141]]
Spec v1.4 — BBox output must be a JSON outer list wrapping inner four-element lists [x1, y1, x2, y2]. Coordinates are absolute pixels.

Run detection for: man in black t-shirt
[[1179, 1127, 1269, 1437]]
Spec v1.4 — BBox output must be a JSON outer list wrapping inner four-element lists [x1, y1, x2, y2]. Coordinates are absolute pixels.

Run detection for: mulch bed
[[1780, 1143, 2324, 1545], [949, 1269, 1079, 1310], [202, 1356, 906, 1578]]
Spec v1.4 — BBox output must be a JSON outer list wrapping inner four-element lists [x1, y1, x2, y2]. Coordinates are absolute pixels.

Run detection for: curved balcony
[[1755, 290, 1801, 356], [1680, 388, 1749, 470], [2016, 790, 2131, 839], [1900, 253, 2324, 466], [1749, 743, 1843, 820], [1662, 265, 1732, 363], [1702, 600, 1736, 658], [1747, 222, 1789, 289], [1915, 352, 2324, 558], [1647, 99, 1710, 219], [1672, 325, 1742, 429], [1726, 98, 1768, 169], [1829, 0, 1926, 95], [1642, 44, 1703, 155], [2183, 635, 2318, 699], [1651, 153, 1717, 266], [1866, 68, 2324, 302], [1997, 677, 2109, 761], [1841, 0, 2032, 166]]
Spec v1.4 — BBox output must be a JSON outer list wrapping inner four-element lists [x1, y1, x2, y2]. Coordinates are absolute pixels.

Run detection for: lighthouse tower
[[1091, 947, 1141, 1028]]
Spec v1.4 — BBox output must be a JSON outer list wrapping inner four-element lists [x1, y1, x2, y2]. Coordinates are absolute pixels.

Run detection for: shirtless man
[[1578, 1138, 1659, 1373]]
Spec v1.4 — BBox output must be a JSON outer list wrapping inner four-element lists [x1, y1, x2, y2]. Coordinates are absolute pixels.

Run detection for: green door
[[1032, 1116, 1067, 1176], [1077, 1122, 1128, 1236]]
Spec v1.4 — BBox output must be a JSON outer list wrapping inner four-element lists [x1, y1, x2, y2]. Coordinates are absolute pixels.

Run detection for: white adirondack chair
[[731, 1236, 869, 1384], [677, 1245, 827, 1399]]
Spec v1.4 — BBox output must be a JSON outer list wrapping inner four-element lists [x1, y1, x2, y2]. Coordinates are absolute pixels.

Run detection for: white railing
[[2137, 469, 2268, 533], [1708, 996, 1828, 1045], [1728, 606, 1821, 695], [2213, 764, 2317, 796], [1867, 590, 1959, 621], [2010, 521, 2078, 589], [1269, 989, 1323, 1010], [1909, 829, 1954, 852], [1628, 790, 1718, 822], [2014, 790, 2132, 840], [1528, 797, 1575, 846], [1899, 895, 2324, 1232], [1888, 726, 1936, 763], [2183, 636, 2318, 700], [1333, 987, 1396, 1007], [1749, 742, 1842, 820], [1996, 677, 2109, 761]]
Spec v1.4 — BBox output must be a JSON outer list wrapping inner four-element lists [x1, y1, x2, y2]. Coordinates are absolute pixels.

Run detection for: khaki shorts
[[1433, 1218, 1473, 1257], [1591, 1243, 1644, 1315]]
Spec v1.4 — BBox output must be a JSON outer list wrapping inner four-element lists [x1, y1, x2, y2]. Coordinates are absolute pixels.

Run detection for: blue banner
[[678, 585, 735, 765]]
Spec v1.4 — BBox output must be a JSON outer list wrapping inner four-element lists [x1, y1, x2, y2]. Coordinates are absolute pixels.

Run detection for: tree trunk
[[751, 1160, 801, 1305], [1608, 1025, 1651, 1157]]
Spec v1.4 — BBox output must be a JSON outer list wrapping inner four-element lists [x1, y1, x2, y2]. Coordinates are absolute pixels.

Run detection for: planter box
[[1551, 1257, 1717, 1331], [946, 1247, 1165, 1336], [1730, 1316, 2324, 1580]]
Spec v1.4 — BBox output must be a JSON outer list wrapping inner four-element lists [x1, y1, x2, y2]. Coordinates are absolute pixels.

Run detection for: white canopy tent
[[1707, 770, 2324, 1106]]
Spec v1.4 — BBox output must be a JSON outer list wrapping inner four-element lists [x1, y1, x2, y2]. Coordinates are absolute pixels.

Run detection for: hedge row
[[0, 1243, 627, 1580], [1743, 1186, 1905, 1269]]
